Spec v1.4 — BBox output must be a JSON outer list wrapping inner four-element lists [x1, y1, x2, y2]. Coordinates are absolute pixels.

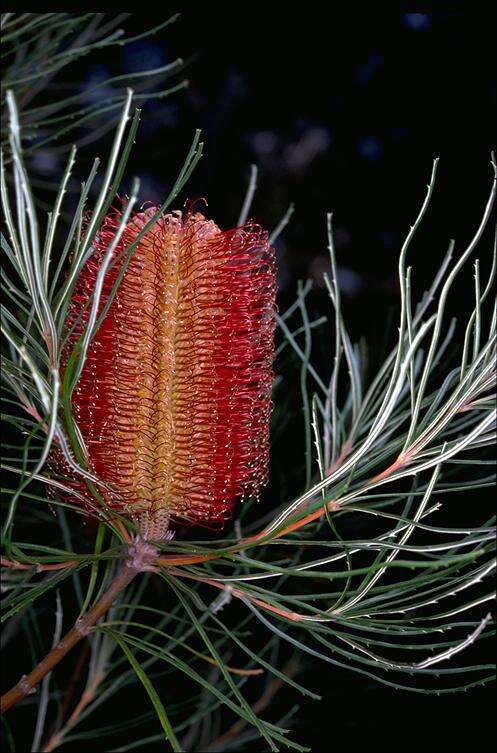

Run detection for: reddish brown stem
[[157, 454, 406, 569], [42, 671, 104, 752], [371, 453, 407, 483], [1, 557, 76, 572], [204, 660, 299, 752], [170, 568, 304, 622], [57, 639, 91, 716], [326, 440, 353, 475], [1, 538, 157, 715]]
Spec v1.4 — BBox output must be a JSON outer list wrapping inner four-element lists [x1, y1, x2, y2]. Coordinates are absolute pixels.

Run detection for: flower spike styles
[[59, 207, 276, 540]]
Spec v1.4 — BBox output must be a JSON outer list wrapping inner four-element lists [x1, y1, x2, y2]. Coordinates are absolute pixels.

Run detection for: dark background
[[23, 5, 497, 352], [125, 4, 497, 753], [65, 5, 497, 350], [5, 6, 497, 753], [86, 7, 497, 752]]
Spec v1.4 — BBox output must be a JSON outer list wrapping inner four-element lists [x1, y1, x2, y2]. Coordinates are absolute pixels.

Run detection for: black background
[[3, 6, 497, 753], [93, 7, 497, 752]]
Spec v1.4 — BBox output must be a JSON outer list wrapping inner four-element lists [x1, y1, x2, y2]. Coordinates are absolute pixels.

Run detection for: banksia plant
[[57, 207, 275, 538], [1, 12, 496, 753]]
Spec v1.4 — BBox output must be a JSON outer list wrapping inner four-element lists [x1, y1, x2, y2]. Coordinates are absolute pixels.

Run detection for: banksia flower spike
[[60, 208, 276, 540]]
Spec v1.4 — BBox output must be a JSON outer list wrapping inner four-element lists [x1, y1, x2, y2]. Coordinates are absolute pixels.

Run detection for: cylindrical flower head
[[58, 208, 276, 539]]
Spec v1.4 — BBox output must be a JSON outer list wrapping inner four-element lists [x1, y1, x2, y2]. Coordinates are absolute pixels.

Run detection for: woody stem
[[1, 538, 156, 715]]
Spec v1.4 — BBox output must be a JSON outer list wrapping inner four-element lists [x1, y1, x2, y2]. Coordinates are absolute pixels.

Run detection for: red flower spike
[[59, 208, 276, 540]]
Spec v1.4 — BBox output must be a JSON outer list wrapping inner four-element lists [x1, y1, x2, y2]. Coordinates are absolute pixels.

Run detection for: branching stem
[[0, 538, 157, 714]]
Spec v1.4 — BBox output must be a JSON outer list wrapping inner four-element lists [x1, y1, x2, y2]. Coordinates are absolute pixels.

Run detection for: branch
[[1, 556, 76, 572], [0, 537, 157, 714], [203, 660, 299, 752]]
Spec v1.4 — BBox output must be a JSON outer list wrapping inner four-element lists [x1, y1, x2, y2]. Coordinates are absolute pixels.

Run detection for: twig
[[42, 670, 103, 752], [237, 164, 258, 225], [1, 538, 157, 714], [1, 556, 76, 572], [169, 569, 304, 623], [269, 203, 295, 245], [203, 660, 299, 752], [31, 591, 63, 752], [48, 638, 90, 739]]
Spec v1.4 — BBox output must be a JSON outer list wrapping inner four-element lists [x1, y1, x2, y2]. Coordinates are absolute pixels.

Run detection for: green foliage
[[1, 12, 496, 753], [1, 13, 186, 156]]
